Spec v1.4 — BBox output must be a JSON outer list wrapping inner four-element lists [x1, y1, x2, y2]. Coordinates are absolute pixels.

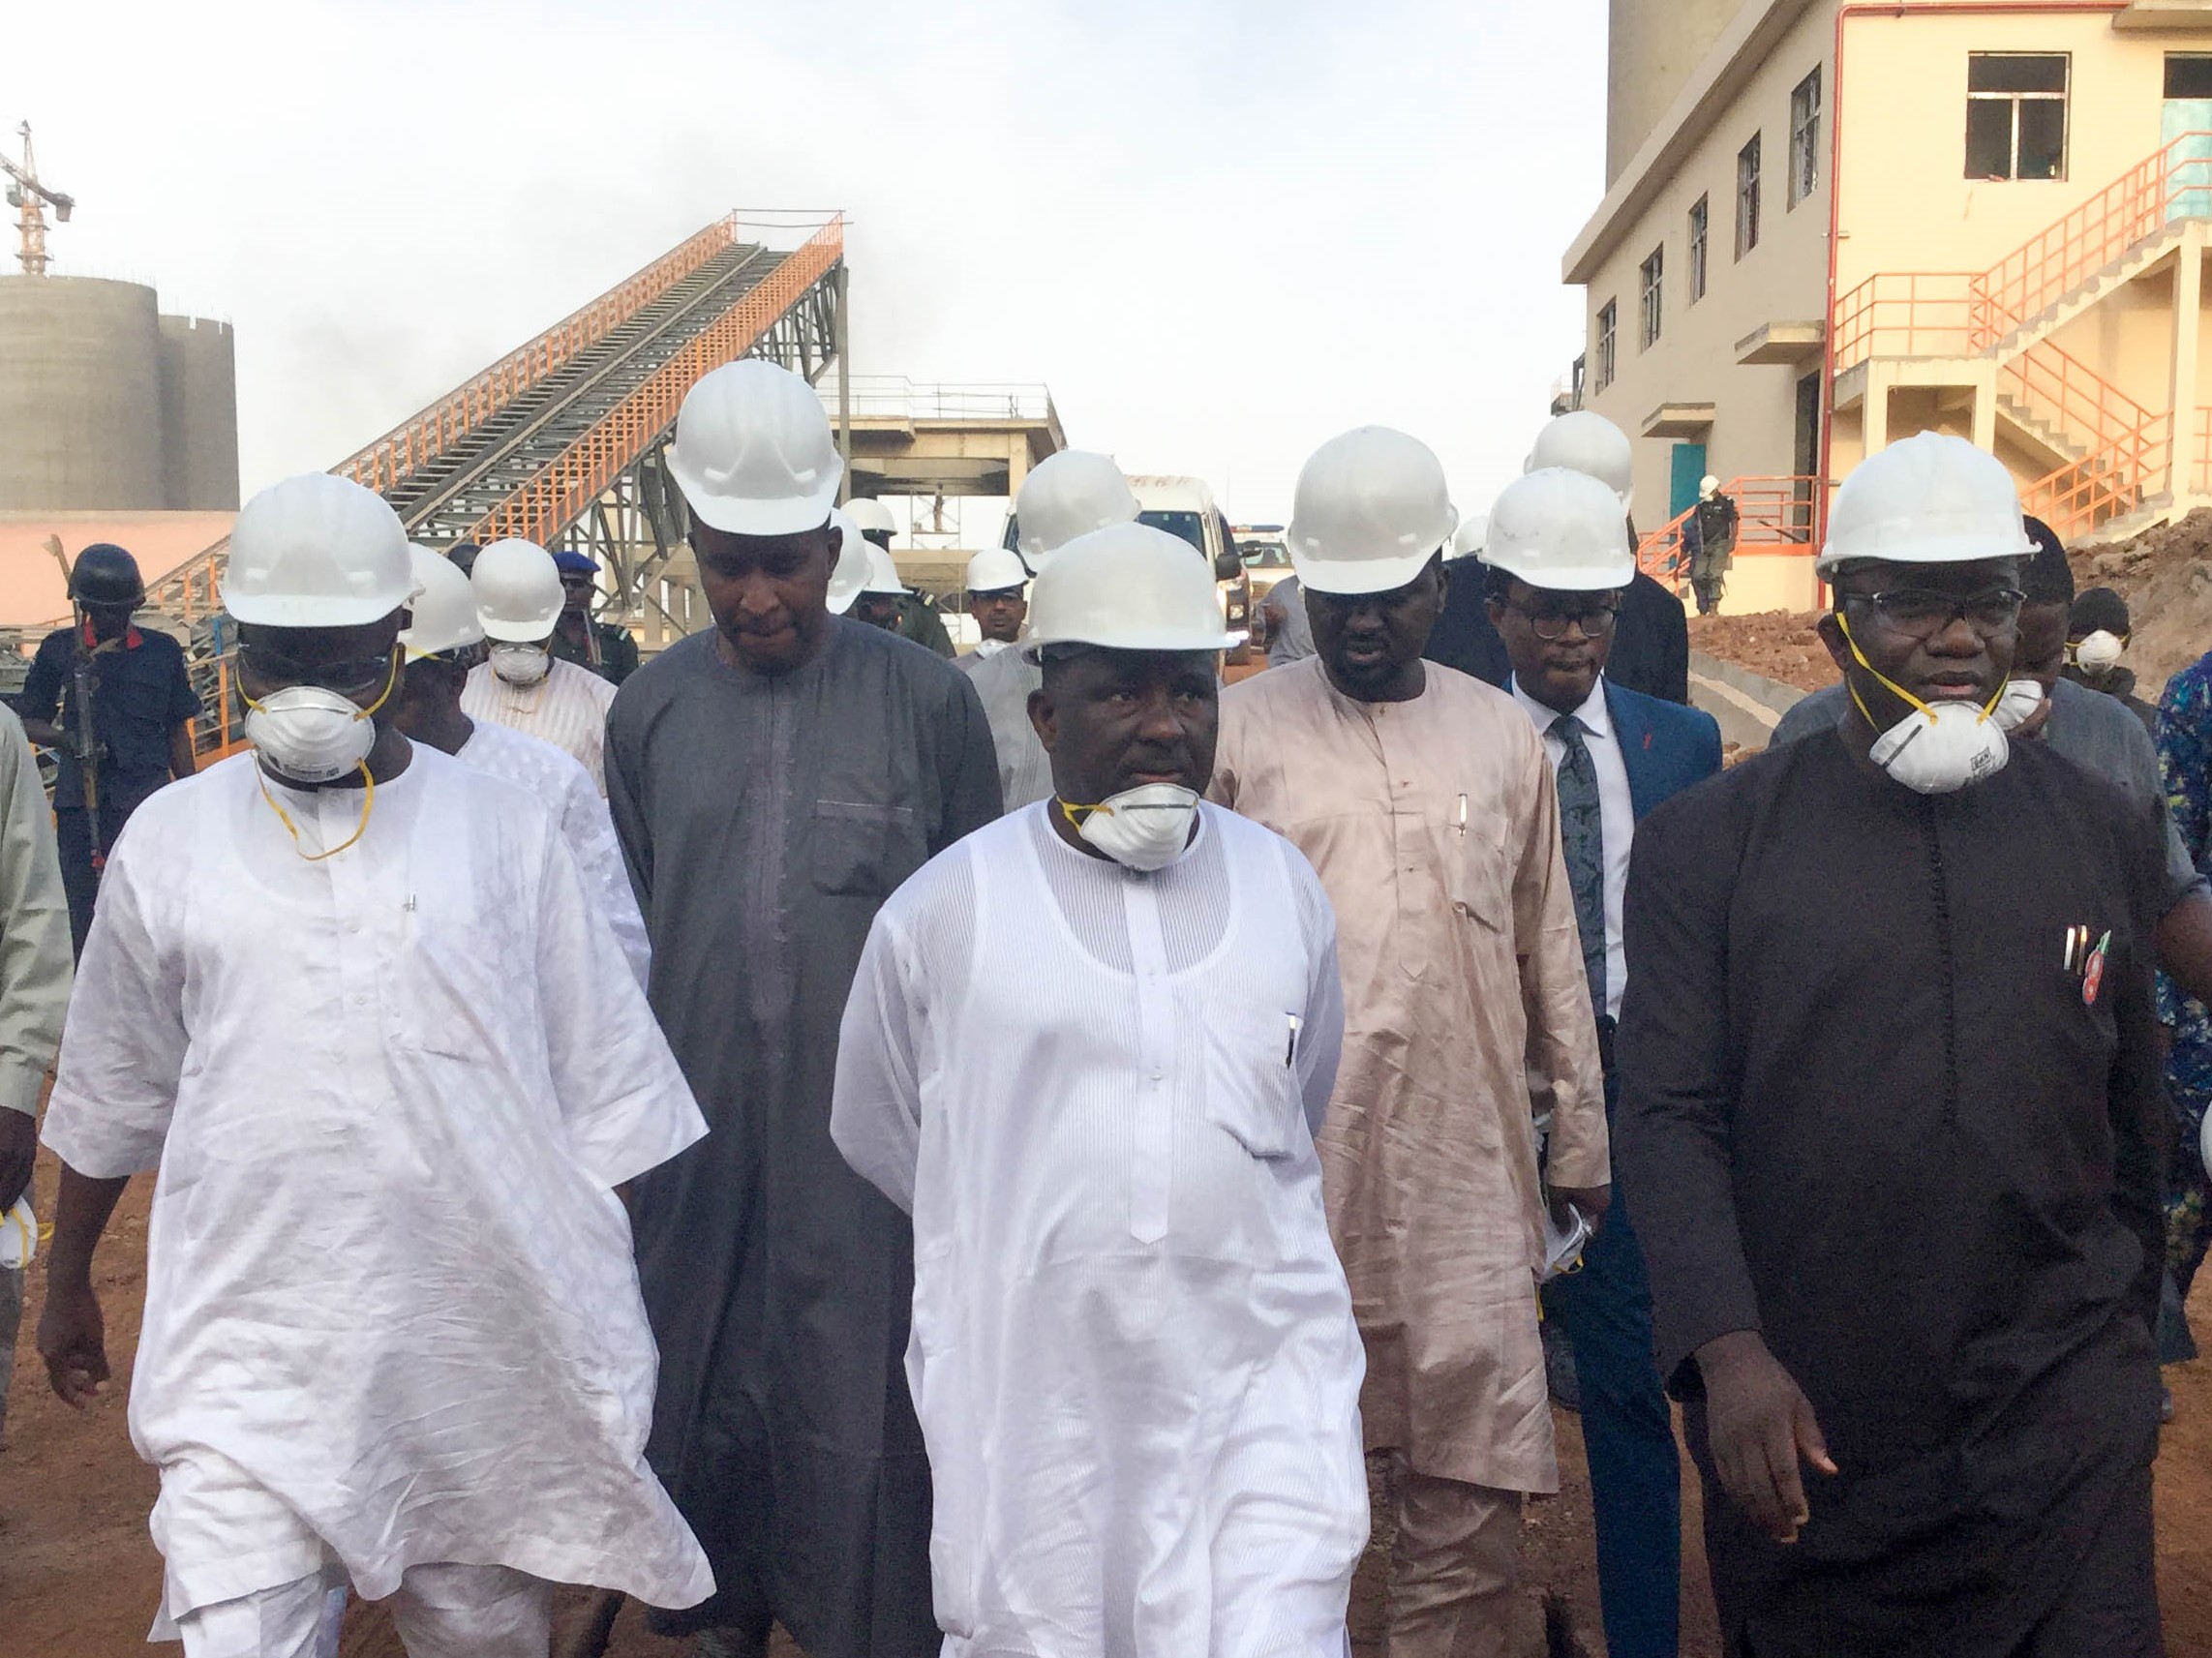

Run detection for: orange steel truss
[[463, 217, 842, 547]]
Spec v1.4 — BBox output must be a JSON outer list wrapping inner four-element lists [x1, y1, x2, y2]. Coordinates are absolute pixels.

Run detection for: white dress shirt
[[1511, 674, 1633, 1020]]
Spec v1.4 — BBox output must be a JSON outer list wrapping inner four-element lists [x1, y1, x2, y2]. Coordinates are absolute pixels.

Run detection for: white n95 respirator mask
[[2076, 629, 2125, 675], [1840, 614, 2041, 795], [1060, 783, 1201, 872], [242, 662, 394, 785], [490, 643, 552, 686]]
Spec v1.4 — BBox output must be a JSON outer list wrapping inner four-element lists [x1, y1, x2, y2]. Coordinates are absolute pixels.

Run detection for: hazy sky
[[7, 0, 1606, 539]]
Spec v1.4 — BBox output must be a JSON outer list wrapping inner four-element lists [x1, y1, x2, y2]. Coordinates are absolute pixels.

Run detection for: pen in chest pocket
[[1454, 794, 1468, 838], [1285, 1013, 1302, 1068]]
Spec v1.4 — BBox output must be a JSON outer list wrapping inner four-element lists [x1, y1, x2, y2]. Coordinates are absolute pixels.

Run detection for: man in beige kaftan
[[1210, 428, 1608, 1658]]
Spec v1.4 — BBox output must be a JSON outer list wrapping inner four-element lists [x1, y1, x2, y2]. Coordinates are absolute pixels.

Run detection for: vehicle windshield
[[1138, 509, 1208, 554], [1240, 543, 1291, 568]]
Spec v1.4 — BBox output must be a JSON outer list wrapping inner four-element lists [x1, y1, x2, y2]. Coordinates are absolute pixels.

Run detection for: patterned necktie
[[1550, 714, 1609, 1018]]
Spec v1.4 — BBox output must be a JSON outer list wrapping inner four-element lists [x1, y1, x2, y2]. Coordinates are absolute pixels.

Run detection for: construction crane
[[1, 122, 73, 276]]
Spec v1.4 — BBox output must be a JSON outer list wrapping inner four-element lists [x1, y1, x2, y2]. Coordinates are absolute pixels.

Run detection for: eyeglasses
[[1507, 598, 1621, 642], [237, 648, 394, 692], [1841, 587, 2025, 640]]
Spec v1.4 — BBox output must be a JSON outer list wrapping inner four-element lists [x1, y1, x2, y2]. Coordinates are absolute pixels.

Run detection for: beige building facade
[[1566, 0, 2212, 611]]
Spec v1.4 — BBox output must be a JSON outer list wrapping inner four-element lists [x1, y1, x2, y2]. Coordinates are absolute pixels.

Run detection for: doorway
[[1793, 372, 1822, 540], [1668, 441, 1708, 521]]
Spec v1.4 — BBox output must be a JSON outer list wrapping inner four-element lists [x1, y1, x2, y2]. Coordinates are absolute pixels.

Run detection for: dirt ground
[[6, 1153, 2212, 1658], [1685, 612, 1834, 696]]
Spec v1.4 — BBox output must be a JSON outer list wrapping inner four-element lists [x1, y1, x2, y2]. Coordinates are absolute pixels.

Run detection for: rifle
[[45, 539, 110, 875]]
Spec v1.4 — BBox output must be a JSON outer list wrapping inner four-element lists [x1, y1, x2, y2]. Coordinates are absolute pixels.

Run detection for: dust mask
[[243, 657, 394, 785], [491, 642, 552, 686], [2076, 629, 2125, 675], [1060, 784, 1201, 872], [1840, 615, 2039, 795]]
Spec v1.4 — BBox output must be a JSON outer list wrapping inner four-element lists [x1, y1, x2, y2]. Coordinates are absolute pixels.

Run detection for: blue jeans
[[1542, 1070, 1682, 1657]]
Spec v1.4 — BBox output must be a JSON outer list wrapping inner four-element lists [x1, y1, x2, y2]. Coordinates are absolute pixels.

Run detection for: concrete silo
[[158, 314, 239, 510], [1606, 0, 1742, 186], [0, 274, 167, 511]]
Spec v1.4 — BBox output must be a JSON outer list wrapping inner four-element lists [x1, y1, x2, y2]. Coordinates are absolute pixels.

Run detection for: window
[[1639, 248, 1664, 347], [2167, 54, 2212, 100], [1789, 69, 1822, 205], [1737, 135, 1762, 258], [1596, 300, 1618, 391], [1966, 53, 2069, 180], [1688, 196, 1710, 302]]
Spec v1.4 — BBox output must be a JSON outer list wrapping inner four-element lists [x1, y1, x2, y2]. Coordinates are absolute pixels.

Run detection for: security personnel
[[549, 551, 641, 686], [846, 497, 954, 657], [17, 544, 199, 954]]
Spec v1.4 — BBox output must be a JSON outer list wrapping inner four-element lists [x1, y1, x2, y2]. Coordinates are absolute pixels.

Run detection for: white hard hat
[[1483, 467, 1639, 592], [1015, 451, 1140, 566], [826, 507, 870, 616], [1817, 432, 2035, 572], [1286, 426, 1458, 596], [1528, 410, 1635, 512], [965, 547, 1028, 595], [665, 358, 845, 537], [861, 544, 906, 597], [1026, 523, 1241, 655], [471, 538, 564, 642], [1700, 474, 1721, 496], [843, 497, 895, 537], [223, 472, 417, 627], [1451, 513, 1490, 559], [399, 547, 484, 657]]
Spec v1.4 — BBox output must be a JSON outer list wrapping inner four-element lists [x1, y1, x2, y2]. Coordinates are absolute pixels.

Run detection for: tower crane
[[2, 122, 74, 277]]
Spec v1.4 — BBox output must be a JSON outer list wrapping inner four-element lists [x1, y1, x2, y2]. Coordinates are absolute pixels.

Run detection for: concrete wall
[[0, 277, 165, 512], [1608, 0, 1748, 185], [1580, 0, 1835, 522], [157, 316, 240, 511], [1834, 7, 2212, 295]]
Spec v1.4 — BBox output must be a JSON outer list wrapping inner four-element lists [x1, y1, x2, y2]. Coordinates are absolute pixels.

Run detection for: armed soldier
[[17, 545, 200, 955]]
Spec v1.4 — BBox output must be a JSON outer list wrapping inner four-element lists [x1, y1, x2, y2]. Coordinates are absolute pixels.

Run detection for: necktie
[[1550, 714, 1608, 1018]]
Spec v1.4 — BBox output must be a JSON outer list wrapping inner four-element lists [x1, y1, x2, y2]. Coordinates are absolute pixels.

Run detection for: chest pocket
[[1444, 806, 1515, 935], [810, 799, 926, 898], [1203, 1004, 1306, 1161]]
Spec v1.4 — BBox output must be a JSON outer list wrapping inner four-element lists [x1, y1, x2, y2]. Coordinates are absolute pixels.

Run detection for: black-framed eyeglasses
[[236, 647, 394, 693], [1508, 597, 1621, 642], [1841, 586, 2025, 641]]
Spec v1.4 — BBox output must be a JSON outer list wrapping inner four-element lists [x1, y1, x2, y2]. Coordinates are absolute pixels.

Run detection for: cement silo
[[0, 274, 167, 511], [158, 314, 239, 510], [1607, 0, 1742, 186]]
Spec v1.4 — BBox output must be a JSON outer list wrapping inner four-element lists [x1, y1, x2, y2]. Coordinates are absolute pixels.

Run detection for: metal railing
[[466, 218, 844, 547], [1999, 336, 2158, 459], [2018, 411, 2171, 541], [1981, 131, 2212, 334], [824, 377, 1056, 423], [1636, 476, 1821, 585], [331, 216, 744, 497], [1831, 272, 1985, 370]]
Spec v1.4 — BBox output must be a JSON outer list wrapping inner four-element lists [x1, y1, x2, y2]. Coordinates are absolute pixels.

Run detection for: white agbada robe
[[455, 719, 651, 988], [41, 748, 713, 1628], [461, 655, 617, 793], [833, 802, 1369, 1656]]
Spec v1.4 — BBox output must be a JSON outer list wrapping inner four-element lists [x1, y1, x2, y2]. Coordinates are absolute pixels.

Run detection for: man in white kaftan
[[35, 474, 711, 1658], [833, 522, 1368, 1655]]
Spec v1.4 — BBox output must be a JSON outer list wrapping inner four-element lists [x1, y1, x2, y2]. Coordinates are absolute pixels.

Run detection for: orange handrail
[[330, 215, 743, 497], [1975, 132, 2212, 336], [2018, 411, 2170, 541], [1637, 476, 1821, 584], [466, 218, 844, 547]]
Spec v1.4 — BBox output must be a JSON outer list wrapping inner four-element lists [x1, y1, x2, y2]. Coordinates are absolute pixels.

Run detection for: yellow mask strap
[[1057, 798, 1112, 831], [257, 763, 376, 862], [244, 651, 399, 718], [1836, 612, 2006, 729]]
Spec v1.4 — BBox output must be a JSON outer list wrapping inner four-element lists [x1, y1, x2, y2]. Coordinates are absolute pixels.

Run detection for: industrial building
[[1563, 0, 2212, 610]]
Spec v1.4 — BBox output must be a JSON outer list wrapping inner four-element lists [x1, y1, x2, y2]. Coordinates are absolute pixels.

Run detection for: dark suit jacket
[[1427, 562, 1692, 706], [1608, 678, 1723, 822]]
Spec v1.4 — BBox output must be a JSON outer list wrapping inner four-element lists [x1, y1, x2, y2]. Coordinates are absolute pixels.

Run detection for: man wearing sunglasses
[[1486, 467, 1721, 1658], [36, 473, 712, 1658], [1618, 435, 2170, 1655]]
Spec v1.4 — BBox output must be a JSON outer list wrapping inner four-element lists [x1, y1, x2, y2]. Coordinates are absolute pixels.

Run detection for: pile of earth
[[1685, 611, 1834, 694]]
